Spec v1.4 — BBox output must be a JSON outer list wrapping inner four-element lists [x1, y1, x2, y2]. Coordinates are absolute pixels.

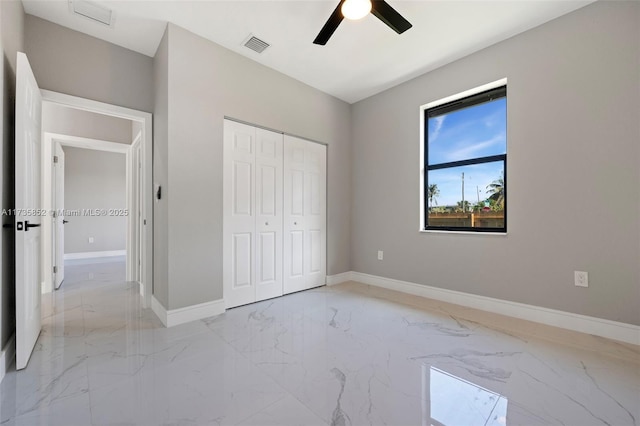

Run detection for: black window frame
[[424, 85, 507, 233]]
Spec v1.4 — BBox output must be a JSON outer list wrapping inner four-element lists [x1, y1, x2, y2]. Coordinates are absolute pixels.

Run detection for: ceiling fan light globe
[[341, 0, 372, 20]]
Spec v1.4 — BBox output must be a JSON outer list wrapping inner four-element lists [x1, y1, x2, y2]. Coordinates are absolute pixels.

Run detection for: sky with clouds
[[427, 97, 506, 207]]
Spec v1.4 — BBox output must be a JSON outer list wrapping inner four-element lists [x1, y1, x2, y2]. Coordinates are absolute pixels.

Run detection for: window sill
[[420, 229, 507, 236]]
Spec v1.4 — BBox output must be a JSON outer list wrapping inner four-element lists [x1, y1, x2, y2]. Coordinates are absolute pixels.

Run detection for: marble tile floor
[[1, 258, 638, 425]]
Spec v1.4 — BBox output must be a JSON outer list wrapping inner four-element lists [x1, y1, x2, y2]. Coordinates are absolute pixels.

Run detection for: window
[[423, 83, 507, 232]]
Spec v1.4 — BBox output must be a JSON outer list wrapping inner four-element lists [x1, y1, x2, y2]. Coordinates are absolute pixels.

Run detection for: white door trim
[[127, 135, 141, 284], [53, 141, 65, 289], [40, 90, 153, 309], [49, 133, 130, 153]]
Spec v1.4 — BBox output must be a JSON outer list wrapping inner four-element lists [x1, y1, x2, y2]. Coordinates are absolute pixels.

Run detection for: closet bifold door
[[254, 128, 283, 302], [283, 136, 327, 295], [223, 120, 283, 309]]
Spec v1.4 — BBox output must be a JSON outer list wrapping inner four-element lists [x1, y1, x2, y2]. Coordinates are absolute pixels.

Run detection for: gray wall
[[43, 103, 133, 144], [351, 1, 640, 325], [24, 15, 154, 113], [63, 147, 126, 254], [0, 0, 23, 352], [156, 24, 352, 310], [153, 29, 169, 308]]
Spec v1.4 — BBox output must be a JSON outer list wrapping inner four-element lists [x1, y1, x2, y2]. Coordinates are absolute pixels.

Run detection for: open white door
[[15, 52, 42, 370], [53, 142, 65, 289]]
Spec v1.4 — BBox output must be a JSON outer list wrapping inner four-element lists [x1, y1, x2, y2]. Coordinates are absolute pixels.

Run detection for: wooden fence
[[429, 212, 504, 228]]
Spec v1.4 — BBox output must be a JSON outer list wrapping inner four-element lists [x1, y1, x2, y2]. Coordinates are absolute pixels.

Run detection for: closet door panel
[[255, 128, 283, 301], [283, 137, 307, 294], [232, 233, 252, 288], [290, 230, 304, 275], [258, 232, 276, 280], [233, 161, 253, 215], [284, 136, 326, 294], [224, 120, 256, 308], [305, 142, 327, 288]]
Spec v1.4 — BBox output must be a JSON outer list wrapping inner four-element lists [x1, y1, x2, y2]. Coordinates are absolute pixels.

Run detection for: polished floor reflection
[[1, 258, 638, 425]]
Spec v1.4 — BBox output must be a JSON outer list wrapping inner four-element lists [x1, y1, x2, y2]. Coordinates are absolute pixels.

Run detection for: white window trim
[[419, 78, 508, 233]]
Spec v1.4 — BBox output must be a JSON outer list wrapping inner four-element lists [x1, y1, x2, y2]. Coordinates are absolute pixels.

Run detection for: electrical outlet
[[574, 271, 588, 287], [88, 237, 94, 244], [377, 250, 383, 260]]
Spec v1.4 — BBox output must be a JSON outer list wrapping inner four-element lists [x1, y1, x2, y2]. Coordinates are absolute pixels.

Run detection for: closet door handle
[[294, 222, 298, 225], [265, 221, 269, 226]]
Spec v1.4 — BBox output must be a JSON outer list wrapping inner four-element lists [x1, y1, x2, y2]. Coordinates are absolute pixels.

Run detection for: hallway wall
[[24, 15, 153, 113], [63, 147, 127, 255]]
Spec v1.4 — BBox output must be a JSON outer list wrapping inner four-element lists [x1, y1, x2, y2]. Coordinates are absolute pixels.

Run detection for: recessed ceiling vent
[[243, 35, 270, 54], [68, 0, 114, 27]]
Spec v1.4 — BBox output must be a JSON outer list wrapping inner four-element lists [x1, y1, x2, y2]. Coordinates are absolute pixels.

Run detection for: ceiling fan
[[313, 0, 412, 45]]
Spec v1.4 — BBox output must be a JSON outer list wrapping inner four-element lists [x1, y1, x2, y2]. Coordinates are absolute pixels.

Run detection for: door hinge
[[53, 156, 58, 163], [53, 266, 57, 274]]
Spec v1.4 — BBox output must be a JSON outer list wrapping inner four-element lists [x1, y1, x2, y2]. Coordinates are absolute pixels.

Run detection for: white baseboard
[[326, 272, 353, 286], [326, 271, 640, 346], [64, 250, 126, 260], [151, 296, 168, 327], [0, 334, 16, 383], [152, 296, 225, 328]]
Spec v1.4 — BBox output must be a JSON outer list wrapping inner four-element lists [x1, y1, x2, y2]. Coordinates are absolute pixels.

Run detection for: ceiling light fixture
[[314, 0, 411, 45], [341, 0, 372, 20]]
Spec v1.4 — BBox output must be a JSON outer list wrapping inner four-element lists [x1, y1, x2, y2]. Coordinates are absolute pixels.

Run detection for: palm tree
[[456, 200, 471, 212], [427, 184, 440, 210], [486, 172, 505, 209]]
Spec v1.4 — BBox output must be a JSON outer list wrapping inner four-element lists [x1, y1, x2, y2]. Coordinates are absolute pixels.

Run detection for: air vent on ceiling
[[243, 35, 270, 54], [68, 0, 114, 27]]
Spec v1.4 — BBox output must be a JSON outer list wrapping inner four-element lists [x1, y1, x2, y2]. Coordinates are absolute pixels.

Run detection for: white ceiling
[[22, 0, 594, 104]]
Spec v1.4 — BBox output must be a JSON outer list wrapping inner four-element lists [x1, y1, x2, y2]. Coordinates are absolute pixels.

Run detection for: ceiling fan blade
[[371, 0, 412, 34], [313, 0, 345, 45]]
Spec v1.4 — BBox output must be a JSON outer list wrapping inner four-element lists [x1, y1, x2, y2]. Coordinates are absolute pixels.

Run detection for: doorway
[[39, 92, 152, 309], [42, 131, 139, 294]]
